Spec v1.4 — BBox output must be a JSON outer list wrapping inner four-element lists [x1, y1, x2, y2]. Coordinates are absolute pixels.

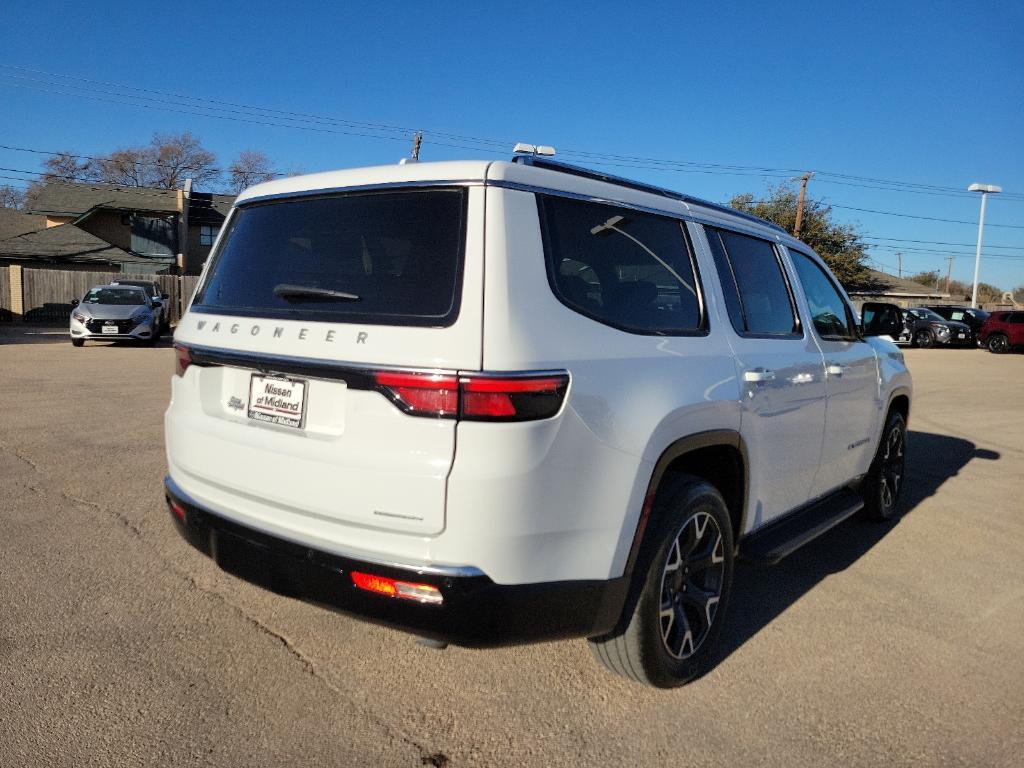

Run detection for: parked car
[[70, 285, 158, 346], [920, 305, 990, 340], [164, 152, 911, 688], [110, 279, 170, 333], [978, 310, 1024, 353], [899, 307, 974, 348]]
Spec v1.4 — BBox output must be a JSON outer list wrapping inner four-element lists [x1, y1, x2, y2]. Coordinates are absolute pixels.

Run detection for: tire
[[987, 334, 1009, 354], [589, 475, 734, 688], [913, 329, 934, 349], [71, 338, 84, 347], [861, 410, 907, 521]]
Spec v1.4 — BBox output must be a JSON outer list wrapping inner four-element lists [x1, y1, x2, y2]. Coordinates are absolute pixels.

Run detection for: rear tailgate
[[168, 185, 484, 537]]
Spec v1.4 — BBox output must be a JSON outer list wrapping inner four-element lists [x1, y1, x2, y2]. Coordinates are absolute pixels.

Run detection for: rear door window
[[705, 227, 799, 336], [192, 188, 468, 327], [537, 195, 704, 334]]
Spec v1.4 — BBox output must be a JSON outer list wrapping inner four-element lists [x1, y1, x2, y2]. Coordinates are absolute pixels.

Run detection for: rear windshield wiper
[[273, 284, 361, 302]]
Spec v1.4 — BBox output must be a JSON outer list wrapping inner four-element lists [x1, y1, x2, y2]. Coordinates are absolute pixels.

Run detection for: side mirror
[[861, 302, 903, 337], [71, 299, 79, 307]]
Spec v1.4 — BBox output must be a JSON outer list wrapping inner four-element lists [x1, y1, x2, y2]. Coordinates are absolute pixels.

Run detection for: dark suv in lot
[[921, 305, 989, 340], [901, 307, 974, 348], [978, 311, 1024, 353]]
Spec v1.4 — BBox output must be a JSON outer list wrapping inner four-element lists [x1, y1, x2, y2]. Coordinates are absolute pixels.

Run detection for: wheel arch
[[596, 430, 747, 640]]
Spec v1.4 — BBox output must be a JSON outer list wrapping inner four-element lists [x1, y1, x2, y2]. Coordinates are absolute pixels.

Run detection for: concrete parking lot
[[1, 328, 1022, 767]]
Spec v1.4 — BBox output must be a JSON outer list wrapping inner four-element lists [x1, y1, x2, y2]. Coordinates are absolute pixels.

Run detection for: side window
[[705, 227, 799, 336], [788, 249, 856, 341], [1010, 313, 1024, 324], [538, 195, 704, 334]]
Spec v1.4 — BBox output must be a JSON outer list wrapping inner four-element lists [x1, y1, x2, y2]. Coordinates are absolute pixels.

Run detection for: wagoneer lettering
[[165, 151, 911, 688]]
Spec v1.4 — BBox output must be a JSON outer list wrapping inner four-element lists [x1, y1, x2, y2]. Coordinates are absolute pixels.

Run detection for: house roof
[[0, 222, 151, 264], [849, 269, 950, 299], [28, 181, 181, 216], [0, 209, 48, 240], [27, 181, 235, 219]]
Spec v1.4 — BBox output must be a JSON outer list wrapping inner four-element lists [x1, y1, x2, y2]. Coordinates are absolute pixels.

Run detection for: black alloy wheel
[[658, 511, 726, 661], [589, 476, 734, 687], [987, 334, 1009, 354], [914, 330, 934, 349], [863, 410, 907, 521]]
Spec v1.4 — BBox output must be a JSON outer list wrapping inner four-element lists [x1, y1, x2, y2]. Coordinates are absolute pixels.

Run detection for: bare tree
[[94, 148, 158, 188], [148, 131, 219, 189], [228, 150, 278, 193], [41, 151, 94, 183], [0, 184, 25, 209]]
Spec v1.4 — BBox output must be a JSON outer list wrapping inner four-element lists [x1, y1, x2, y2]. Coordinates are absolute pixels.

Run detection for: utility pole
[[945, 255, 953, 295], [411, 132, 423, 162], [793, 172, 815, 239], [897, 252, 902, 278]]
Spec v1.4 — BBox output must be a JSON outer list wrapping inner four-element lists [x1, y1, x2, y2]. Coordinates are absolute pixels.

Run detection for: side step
[[739, 487, 864, 565]]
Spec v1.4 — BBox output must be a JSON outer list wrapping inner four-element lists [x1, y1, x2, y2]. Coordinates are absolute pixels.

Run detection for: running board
[[739, 488, 864, 565]]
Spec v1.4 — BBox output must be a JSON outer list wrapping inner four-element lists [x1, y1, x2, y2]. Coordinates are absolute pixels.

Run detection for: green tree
[[729, 184, 871, 289]]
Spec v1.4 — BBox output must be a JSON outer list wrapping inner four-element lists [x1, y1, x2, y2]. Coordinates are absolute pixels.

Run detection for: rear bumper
[[164, 475, 627, 647]]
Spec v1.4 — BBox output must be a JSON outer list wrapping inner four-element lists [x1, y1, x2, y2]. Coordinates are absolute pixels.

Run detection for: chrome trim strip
[[486, 179, 794, 244], [238, 179, 484, 206], [164, 474, 486, 578]]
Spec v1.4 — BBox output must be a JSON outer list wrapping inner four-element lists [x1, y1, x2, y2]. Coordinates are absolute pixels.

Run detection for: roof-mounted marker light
[[512, 143, 556, 157]]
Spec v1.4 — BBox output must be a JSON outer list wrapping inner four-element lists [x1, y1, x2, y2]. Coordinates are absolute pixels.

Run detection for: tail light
[[351, 571, 443, 605], [174, 344, 192, 377], [374, 371, 569, 421]]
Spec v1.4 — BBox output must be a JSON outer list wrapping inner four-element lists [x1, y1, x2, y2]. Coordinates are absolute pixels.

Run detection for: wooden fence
[[2, 266, 201, 324], [0, 266, 10, 322]]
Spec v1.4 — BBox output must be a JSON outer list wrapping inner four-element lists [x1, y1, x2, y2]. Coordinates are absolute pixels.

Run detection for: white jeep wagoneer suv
[[165, 151, 911, 687]]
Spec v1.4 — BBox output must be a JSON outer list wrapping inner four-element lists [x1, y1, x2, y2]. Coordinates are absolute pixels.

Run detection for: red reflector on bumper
[[169, 499, 186, 522], [351, 571, 443, 605]]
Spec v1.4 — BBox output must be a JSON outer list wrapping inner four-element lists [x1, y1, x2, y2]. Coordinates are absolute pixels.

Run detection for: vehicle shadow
[[711, 430, 999, 671]]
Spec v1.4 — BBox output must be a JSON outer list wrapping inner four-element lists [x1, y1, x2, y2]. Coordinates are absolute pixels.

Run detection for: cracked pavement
[[1, 329, 1023, 767]]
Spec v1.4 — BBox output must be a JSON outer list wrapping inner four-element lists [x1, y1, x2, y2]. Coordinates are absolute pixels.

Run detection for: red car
[[978, 311, 1024, 353]]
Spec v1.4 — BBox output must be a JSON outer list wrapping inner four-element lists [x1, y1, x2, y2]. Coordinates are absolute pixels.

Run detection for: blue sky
[[2, 1, 1022, 290]]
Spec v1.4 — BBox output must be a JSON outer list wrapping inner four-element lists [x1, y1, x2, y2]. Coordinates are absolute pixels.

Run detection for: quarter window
[[788, 250, 856, 340], [538, 195, 703, 334], [705, 227, 799, 336]]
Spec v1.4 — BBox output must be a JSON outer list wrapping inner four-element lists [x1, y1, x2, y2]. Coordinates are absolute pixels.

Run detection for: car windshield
[[115, 281, 158, 297], [911, 308, 945, 322], [84, 288, 147, 306]]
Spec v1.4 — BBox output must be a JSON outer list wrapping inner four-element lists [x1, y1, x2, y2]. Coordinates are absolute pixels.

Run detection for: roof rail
[[511, 155, 787, 234]]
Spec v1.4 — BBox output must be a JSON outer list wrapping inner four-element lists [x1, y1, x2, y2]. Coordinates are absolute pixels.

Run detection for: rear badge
[[227, 396, 245, 411]]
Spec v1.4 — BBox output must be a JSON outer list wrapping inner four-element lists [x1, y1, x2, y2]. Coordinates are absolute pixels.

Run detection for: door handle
[[743, 368, 776, 383], [826, 363, 845, 377]]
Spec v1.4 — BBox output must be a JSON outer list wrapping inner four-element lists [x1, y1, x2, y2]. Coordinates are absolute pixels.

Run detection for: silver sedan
[[69, 285, 158, 347]]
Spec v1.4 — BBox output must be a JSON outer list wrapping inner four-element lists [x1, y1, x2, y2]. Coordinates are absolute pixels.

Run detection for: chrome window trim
[[486, 179, 788, 245], [237, 179, 484, 206]]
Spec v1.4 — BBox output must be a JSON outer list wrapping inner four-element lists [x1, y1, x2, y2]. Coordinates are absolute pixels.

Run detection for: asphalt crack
[[50, 481, 441, 765]]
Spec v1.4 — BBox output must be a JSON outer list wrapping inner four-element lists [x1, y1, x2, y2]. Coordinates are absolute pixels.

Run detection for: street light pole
[[968, 182, 1002, 308]]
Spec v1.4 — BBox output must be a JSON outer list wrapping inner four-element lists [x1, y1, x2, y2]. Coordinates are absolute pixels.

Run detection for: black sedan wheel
[[913, 330, 935, 349]]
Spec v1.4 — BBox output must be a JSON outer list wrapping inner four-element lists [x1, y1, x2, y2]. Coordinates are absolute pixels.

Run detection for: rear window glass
[[537, 195, 704, 335], [192, 188, 467, 327]]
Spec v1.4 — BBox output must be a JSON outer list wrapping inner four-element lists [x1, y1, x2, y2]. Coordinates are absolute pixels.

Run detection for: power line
[[3, 63, 1023, 201], [825, 203, 1024, 229], [864, 235, 1023, 250]]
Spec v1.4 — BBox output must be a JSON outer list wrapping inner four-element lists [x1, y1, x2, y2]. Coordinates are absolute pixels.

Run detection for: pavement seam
[[53, 484, 438, 764], [0, 442, 42, 473]]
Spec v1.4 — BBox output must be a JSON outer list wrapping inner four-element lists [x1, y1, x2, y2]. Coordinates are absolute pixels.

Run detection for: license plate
[[101, 325, 119, 334], [248, 374, 307, 429]]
